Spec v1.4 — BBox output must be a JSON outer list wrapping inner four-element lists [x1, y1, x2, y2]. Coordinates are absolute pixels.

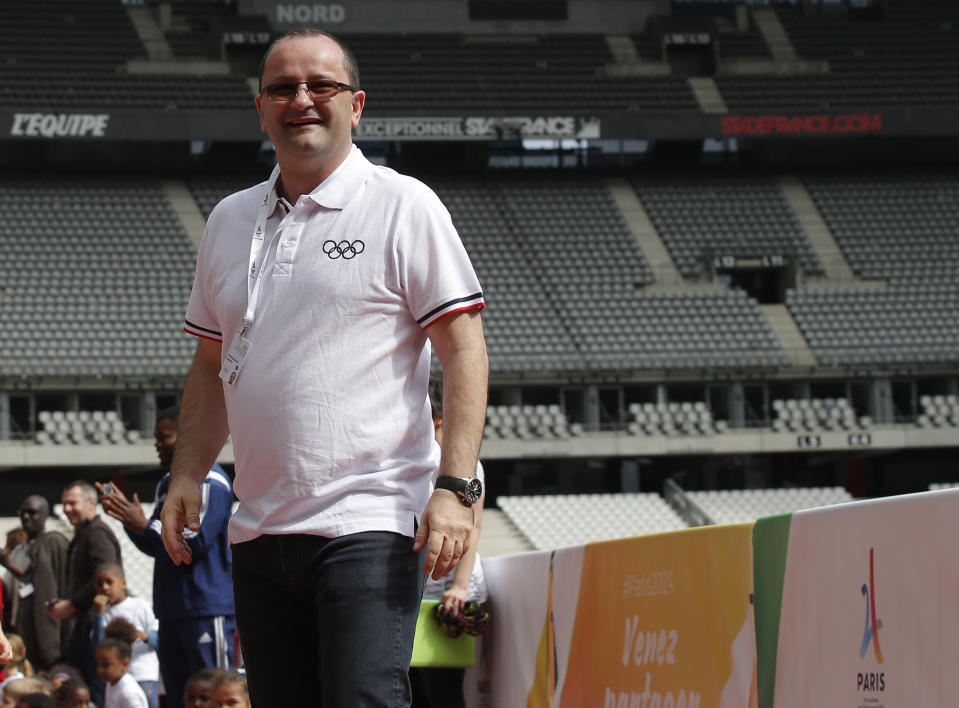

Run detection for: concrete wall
[[240, 0, 666, 34]]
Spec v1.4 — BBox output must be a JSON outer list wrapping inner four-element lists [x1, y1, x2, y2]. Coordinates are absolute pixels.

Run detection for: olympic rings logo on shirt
[[322, 239, 365, 260]]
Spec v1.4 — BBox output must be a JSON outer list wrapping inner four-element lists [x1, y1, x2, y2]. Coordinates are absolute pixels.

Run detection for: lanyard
[[243, 164, 283, 332], [220, 165, 283, 386]]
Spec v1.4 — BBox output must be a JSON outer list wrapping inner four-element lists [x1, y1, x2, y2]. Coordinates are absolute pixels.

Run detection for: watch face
[[465, 477, 483, 505]]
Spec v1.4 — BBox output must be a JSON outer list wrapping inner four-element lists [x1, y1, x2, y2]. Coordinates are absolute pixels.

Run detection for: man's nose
[[290, 85, 316, 107]]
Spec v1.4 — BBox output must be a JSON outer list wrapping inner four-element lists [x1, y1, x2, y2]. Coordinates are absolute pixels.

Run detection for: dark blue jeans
[[232, 531, 425, 707]]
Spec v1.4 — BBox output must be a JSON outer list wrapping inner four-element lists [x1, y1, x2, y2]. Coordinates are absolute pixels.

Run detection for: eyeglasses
[[260, 80, 357, 102]]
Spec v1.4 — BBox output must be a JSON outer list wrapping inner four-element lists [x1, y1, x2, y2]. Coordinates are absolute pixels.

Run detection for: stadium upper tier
[[786, 172, 959, 366], [343, 34, 699, 115], [0, 0, 252, 111], [0, 176, 197, 378], [1, 2, 957, 118], [717, 2, 959, 111], [633, 172, 824, 278], [3, 168, 959, 382]]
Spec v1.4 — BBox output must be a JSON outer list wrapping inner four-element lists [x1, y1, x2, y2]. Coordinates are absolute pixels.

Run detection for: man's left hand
[[414, 489, 473, 580], [45, 599, 76, 620], [0, 632, 12, 663]]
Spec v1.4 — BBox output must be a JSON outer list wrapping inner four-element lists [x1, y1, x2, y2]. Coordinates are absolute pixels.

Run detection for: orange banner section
[[559, 525, 757, 708]]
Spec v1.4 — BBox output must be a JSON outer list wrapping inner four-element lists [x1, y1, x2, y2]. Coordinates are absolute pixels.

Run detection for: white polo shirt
[[184, 146, 484, 544]]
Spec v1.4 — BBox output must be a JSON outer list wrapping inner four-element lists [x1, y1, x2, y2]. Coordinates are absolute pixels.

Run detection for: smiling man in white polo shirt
[[160, 29, 488, 707]]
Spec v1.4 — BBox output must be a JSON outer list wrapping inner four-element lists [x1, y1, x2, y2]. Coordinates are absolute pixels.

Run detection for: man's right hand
[[160, 475, 203, 566], [96, 482, 149, 534]]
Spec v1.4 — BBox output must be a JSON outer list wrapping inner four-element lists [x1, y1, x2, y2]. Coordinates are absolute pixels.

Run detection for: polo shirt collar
[[270, 145, 373, 213], [307, 145, 373, 209]]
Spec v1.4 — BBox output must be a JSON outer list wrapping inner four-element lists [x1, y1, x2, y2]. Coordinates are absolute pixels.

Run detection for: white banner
[[774, 488, 959, 708]]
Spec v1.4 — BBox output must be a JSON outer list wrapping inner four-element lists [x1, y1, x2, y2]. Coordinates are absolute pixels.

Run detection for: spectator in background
[[411, 380, 489, 708], [210, 671, 249, 708], [0, 497, 70, 670], [183, 668, 225, 708], [0, 528, 28, 632], [52, 677, 91, 708], [0, 621, 12, 663], [98, 407, 235, 708], [2, 678, 48, 708], [15, 694, 56, 708], [46, 482, 122, 707], [0, 633, 31, 692], [90, 565, 159, 708], [94, 638, 146, 708]]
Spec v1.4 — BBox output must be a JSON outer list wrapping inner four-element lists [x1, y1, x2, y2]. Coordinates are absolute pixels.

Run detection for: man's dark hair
[[258, 29, 360, 91], [156, 406, 180, 426]]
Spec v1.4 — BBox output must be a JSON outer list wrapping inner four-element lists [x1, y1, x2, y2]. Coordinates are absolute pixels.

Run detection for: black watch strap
[[435, 475, 483, 506]]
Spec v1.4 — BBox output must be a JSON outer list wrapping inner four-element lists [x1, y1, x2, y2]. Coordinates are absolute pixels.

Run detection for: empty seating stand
[[342, 34, 698, 115], [632, 172, 824, 278], [0, 176, 197, 379], [685, 486, 853, 525], [716, 2, 959, 112], [787, 171, 959, 366], [484, 404, 573, 441], [35, 410, 140, 445], [916, 395, 959, 428], [497, 493, 688, 549], [0, 1, 252, 111], [626, 401, 728, 436], [770, 397, 870, 433]]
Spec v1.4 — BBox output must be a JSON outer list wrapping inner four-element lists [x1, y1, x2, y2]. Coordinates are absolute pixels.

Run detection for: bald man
[[0, 496, 70, 669]]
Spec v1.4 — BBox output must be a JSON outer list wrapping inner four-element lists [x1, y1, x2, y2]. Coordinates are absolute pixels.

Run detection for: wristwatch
[[435, 475, 483, 506]]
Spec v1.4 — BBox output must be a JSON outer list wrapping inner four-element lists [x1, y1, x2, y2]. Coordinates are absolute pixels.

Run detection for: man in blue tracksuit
[[98, 407, 235, 708]]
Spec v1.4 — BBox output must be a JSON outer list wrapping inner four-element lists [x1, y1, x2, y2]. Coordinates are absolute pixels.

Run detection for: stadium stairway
[[606, 178, 686, 288], [759, 304, 817, 367], [688, 78, 727, 114], [127, 6, 173, 62], [778, 175, 861, 284], [602, 34, 671, 77], [476, 509, 535, 557], [163, 180, 206, 248], [752, 8, 799, 63]]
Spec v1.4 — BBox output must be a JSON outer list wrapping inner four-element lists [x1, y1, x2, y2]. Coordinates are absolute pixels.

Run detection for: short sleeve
[[394, 186, 484, 329], [183, 219, 223, 342]]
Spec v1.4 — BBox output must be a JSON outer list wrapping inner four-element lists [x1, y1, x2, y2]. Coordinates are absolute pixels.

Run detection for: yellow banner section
[[560, 524, 757, 708]]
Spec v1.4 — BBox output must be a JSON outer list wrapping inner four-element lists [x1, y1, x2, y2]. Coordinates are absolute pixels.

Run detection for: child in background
[[41, 667, 81, 694], [95, 639, 146, 708], [0, 635, 31, 693], [52, 679, 91, 708], [2, 679, 47, 708], [211, 671, 250, 708], [15, 694, 55, 708], [91, 565, 159, 708], [184, 669, 226, 708]]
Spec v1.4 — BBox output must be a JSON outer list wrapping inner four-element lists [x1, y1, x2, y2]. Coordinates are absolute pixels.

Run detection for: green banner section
[[752, 514, 792, 708]]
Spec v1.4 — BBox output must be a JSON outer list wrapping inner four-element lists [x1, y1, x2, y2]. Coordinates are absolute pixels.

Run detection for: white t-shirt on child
[[105, 672, 148, 708], [102, 596, 160, 682]]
